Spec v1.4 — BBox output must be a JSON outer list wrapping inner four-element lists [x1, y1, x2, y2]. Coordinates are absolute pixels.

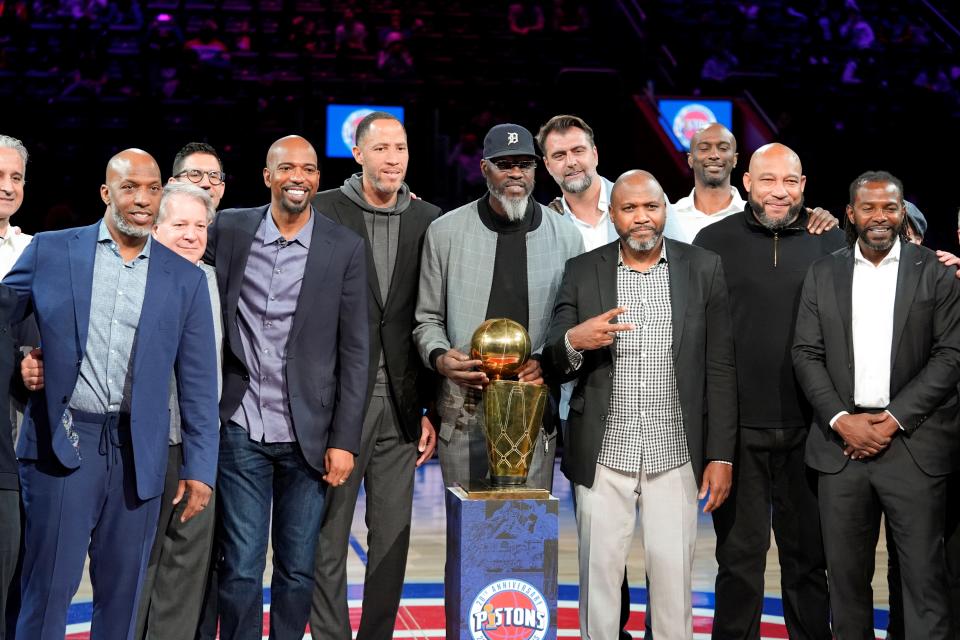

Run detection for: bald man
[[2, 149, 220, 639], [692, 144, 841, 640], [543, 170, 737, 640], [665, 124, 837, 245], [204, 135, 368, 639]]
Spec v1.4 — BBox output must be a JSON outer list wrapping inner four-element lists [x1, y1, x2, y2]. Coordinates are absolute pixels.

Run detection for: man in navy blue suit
[[3, 148, 220, 640], [204, 135, 368, 640]]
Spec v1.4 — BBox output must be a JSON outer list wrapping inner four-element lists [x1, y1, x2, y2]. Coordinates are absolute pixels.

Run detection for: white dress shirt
[[664, 186, 745, 244], [830, 239, 902, 427], [851, 238, 900, 408], [0, 227, 33, 278], [559, 175, 618, 252]]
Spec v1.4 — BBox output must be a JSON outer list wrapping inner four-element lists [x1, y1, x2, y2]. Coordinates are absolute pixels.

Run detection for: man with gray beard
[[414, 123, 583, 493], [542, 170, 736, 640], [692, 143, 840, 640]]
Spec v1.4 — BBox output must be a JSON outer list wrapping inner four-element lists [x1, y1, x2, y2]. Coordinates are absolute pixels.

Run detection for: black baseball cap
[[483, 124, 537, 159]]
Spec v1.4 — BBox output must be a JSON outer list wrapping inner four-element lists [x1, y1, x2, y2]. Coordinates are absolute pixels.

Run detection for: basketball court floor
[[65, 459, 893, 638]]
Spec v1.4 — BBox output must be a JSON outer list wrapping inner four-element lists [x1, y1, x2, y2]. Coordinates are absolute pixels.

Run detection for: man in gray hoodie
[[309, 111, 439, 640]]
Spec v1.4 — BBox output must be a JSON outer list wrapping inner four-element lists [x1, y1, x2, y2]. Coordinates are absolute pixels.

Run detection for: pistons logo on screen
[[672, 103, 718, 150], [341, 108, 375, 149], [469, 579, 550, 640]]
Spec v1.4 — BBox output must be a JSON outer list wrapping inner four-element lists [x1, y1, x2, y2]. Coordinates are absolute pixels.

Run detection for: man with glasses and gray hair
[[414, 123, 583, 494]]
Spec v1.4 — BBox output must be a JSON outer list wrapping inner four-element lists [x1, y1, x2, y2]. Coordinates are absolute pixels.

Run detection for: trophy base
[[456, 480, 551, 500]]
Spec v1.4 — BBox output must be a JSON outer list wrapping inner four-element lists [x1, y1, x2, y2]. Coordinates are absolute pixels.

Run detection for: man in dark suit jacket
[[204, 135, 368, 640], [309, 112, 438, 640], [543, 170, 737, 640], [3, 149, 220, 640], [793, 171, 960, 639]]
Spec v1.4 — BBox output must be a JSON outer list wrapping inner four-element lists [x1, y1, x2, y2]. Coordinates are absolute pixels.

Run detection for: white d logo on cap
[[507, 132, 519, 145]]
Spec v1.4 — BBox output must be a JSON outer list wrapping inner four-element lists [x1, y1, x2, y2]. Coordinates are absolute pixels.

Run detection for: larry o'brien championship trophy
[[445, 318, 558, 640], [469, 318, 549, 489]]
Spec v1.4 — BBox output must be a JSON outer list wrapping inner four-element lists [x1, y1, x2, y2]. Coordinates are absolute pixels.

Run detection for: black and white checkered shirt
[[567, 244, 690, 474]]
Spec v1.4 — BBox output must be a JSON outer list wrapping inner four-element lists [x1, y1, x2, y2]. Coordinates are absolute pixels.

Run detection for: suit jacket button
[[608, 371, 614, 378], [61, 396, 68, 404], [242, 374, 250, 381]]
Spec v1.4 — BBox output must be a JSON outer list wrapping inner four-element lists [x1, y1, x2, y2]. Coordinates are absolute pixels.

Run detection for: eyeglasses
[[175, 169, 225, 185], [488, 158, 537, 172]]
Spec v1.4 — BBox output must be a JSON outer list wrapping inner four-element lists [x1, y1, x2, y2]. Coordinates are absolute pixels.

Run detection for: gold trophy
[[470, 318, 549, 488]]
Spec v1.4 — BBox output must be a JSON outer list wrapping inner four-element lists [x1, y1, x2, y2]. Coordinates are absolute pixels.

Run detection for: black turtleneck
[[477, 194, 542, 329]]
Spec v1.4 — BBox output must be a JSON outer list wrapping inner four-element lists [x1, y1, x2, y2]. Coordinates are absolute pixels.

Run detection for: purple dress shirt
[[230, 207, 313, 443]]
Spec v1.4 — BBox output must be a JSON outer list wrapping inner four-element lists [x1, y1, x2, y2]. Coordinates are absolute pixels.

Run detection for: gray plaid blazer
[[414, 198, 584, 440]]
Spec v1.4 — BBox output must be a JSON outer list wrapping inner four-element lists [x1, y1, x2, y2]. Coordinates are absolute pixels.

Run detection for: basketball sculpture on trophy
[[470, 318, 549, 487]]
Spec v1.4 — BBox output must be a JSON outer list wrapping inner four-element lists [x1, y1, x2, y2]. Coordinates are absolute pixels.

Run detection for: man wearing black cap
[[904, 200, 927, 245], [414, 123, 583, 492]]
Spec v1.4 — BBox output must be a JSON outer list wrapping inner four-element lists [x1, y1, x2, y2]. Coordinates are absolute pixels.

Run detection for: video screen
[[325, 104, 406, 158], [657, 99, 733, 151]]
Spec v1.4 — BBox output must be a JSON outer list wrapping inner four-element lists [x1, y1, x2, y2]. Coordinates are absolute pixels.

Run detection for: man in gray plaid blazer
[[414, 123, 583, 492]]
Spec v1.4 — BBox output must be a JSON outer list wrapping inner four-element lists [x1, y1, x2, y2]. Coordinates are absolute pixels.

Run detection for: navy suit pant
[[16, 412, 161, 640]]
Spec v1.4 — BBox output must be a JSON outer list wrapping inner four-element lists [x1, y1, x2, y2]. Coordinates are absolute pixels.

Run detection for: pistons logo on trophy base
[[672, 103, 718, 150], [469, 579, 550, 640]]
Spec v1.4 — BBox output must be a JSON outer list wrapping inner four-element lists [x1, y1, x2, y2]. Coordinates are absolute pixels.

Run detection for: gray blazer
[[413, 198, 583, 438]]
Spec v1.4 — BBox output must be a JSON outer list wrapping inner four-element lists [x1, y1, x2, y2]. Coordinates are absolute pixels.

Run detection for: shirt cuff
[[429, 348, 447, 371], [885, 410, 904, 431], [710, 460, 733, 466], [829, 411, 849, 429], [564, 331, 583, 372]]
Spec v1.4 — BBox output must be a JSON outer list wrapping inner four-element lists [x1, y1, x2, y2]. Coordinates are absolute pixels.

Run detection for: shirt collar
[[673, 186, 744, 215], [617, 240, 668, 270], [263, 205, 313, 248], [97, 219, 152, 259], [854, 237, 901, 267]]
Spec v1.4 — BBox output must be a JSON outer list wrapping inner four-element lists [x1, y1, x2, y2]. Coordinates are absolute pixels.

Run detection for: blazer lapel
[[666, 241, 689, 362], [597, 242, 619, 361], [891, 244, 923, 366], [833, 249, 855, 365], [133, 246, 173, 373], [289, 211, 335, 345], [225, 208, 264, 325], [68, 224, 99, 356], [331, 198, 384, 310]]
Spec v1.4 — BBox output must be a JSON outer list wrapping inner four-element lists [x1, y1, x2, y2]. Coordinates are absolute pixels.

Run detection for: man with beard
[[309, 112, 438, 640], [414, 123, 582, 493], [692, 143, 839, 640], [4, 149, 220, 639], [537, 113, 633, 640], [793, 171, 960, 638], [542, 170, 737, 640], [666, 124, 837, 244], [204, 135, 368, 640], [538, 115, 617, 250]]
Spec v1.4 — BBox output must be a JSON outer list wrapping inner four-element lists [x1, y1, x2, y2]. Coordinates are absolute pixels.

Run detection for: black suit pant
[[712, 426, 830, 639], [819, 437, 952, 639]]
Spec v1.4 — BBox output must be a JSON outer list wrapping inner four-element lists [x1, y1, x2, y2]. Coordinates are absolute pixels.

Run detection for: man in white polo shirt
[[664, 124, 743, 244]]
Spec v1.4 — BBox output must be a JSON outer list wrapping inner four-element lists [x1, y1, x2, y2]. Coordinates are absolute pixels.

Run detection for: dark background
[[2, 0, 958, 247]]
